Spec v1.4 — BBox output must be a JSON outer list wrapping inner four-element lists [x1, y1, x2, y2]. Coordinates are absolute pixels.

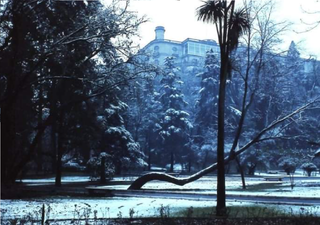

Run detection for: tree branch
[[128, 96, 320, 190]]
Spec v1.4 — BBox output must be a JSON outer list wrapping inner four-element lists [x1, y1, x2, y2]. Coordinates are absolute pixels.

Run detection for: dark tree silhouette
[[197, 0, 250, 216]]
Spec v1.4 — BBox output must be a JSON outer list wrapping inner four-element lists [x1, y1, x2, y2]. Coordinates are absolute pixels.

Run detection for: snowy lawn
[[20, 176, 92, 184], [1, 197, 320, 221], [19, 174, 320, 198], [2, 174, 319, 222], [107, 175, 320, 198]]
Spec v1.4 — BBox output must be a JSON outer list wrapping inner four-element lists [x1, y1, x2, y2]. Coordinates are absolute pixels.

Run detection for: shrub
[[86, 153, 115, 180], [301, 162, 318, 177], [278, 158, 297, 175]]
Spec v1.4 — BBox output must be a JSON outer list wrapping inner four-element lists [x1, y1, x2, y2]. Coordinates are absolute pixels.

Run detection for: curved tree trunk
[[129, 164, 216, 190], [129, 154, 233, 190]]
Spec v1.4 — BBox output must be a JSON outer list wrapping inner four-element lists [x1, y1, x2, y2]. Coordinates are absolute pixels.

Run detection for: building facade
[[142, 26, 220, 66], [141, 26, 318, 75]]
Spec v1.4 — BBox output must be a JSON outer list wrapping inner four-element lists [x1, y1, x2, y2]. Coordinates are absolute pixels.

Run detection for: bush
[[301, 162, 318, 177], [312, 157, 320, 170], [62, 160, 86, 172], [278, 158, 297, 175], [86, 153, 115, 180]]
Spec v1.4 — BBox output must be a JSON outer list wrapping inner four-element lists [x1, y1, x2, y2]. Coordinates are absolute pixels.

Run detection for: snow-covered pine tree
[[195, 50, 220, 134], [156, 57, 193, 172]]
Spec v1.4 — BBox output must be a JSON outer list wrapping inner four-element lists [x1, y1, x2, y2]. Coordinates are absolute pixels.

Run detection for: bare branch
[[234, 97, 320, 156]]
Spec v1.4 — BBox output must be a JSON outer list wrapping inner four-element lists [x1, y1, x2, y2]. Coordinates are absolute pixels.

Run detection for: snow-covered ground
[[2, 174, 319, 222], [111, 175, 320, 198], [2, 197, 216, 220], [20, 176, 92, 184], [1, 197, 320, 221], [19, 174, 320, 198]]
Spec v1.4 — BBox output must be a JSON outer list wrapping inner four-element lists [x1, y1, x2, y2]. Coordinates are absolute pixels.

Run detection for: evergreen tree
[[156, 57, 193, 172], [0, 0, 146, 185], [124, 72, 161, 170], [196, 50, 220, 132]]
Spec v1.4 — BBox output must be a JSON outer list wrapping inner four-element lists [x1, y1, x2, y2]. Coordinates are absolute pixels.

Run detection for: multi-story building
[[141, 26, 318, 75], [141, 26, 220, 66]]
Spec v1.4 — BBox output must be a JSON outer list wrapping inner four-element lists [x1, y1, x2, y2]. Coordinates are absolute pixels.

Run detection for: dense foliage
[[1, 0, 320, 188], [0, 0, 150, 185]]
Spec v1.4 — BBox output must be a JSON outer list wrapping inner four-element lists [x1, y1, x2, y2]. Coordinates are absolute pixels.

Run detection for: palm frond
[[229, 7, 250, 51], [197, 0, 225, 24]]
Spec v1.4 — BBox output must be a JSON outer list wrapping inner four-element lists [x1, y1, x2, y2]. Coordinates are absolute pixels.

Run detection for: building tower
[[155, 26, 165, 40]]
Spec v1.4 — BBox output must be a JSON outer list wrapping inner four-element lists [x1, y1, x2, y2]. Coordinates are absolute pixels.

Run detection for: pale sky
[[110, 0, 320, 58]]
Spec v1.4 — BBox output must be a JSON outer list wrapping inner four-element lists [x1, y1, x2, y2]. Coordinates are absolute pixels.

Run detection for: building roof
[[142, 26, 219, 51]]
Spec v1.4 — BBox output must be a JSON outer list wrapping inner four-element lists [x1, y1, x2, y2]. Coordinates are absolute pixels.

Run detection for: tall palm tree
[[197, 0, 250, 216]]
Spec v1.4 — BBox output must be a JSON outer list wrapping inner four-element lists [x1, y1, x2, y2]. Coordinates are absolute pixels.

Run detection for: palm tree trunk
[[216, 63, 227, 217]]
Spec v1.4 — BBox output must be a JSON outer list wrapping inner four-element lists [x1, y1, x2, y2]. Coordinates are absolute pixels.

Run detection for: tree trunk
[[146, 134, 151, 171], [115, 161, 122, 175], [286, 171, 290, 175], [36, 85, 43, 174], [1, 101, 17, 184], [1, 2, 20, 184], [235, 156, 246, 189], [128, 154, 235, 190], [216, 63, 227, 217], [50, 81, 57, 174], [202, 151, 209, 169], [248, 164, 256, 176], [170, 151, 174, 172], [307, 171, 311, 177], [129, 164, 216, 190], [55, 111, 64, 187], [128, 99, 317, 191], [51, 125, 57, 174], [147, 148, 151, 171], [55, 145, 62, 187], [100, 155, 106, 184]]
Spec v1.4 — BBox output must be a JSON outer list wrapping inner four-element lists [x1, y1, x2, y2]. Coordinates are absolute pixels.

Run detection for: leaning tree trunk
[[129, 154, 235, 190], [128, 97, 318, 190], [235, 156, 246, 189]]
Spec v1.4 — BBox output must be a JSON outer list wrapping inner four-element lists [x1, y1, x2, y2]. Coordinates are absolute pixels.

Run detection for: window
[[195, 43, 200, 54], [188, 42, 219, 56], [205, 45, 212, 52], [200, 44, 206, 55], [188, 43, 195, 54]]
